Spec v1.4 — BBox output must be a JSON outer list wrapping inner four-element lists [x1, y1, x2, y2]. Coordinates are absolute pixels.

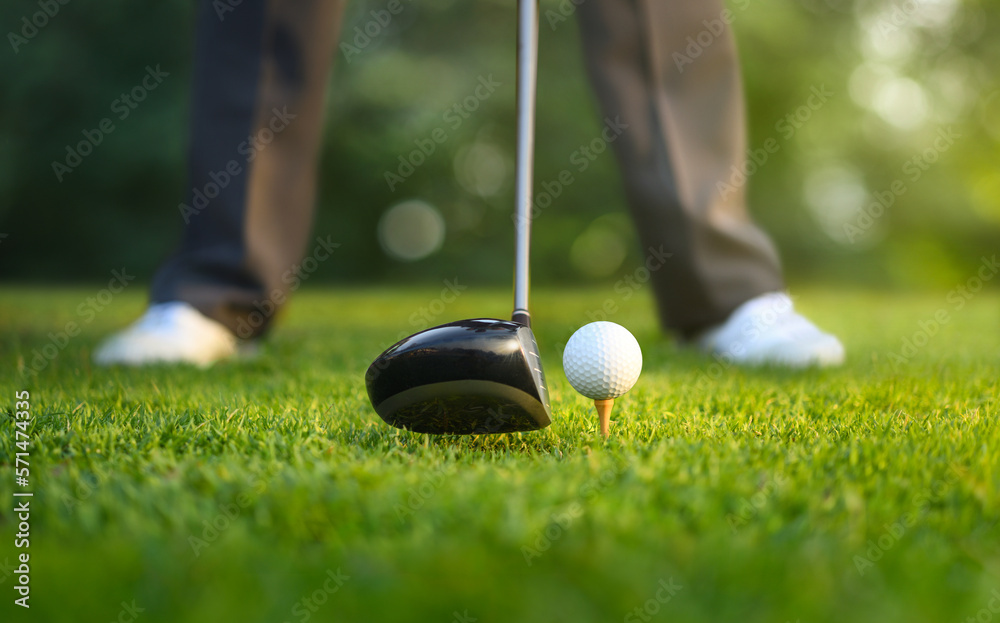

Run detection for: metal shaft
[[512, 0, 537, 327]]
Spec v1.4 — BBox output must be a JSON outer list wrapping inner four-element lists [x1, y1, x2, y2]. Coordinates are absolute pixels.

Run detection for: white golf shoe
[[93, 302, 238, 367], [695, 292, 845, 368]]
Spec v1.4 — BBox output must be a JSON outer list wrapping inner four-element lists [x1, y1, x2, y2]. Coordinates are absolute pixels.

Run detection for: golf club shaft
[[512, 0, 538, 327]]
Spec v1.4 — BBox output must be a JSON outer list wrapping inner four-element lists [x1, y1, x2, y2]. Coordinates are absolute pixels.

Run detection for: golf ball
[[562, 321, 642, 400]]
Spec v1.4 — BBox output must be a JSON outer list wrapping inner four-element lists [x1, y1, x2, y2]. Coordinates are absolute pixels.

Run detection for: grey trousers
[[151, 0, 784, 339]]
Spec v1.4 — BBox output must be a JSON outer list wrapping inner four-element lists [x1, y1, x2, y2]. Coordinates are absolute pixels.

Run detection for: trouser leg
[[151, 0, 346, 338], [576, 0, 784, 337]]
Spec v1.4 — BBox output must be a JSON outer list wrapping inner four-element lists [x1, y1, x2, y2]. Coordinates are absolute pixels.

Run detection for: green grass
[[1, 286, 998, 623]]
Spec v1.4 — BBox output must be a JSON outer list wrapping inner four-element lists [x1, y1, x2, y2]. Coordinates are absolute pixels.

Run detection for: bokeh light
[[803, 164, 877, 247], [377, 200, 446, 262], [453, 140, 509, 198], [570, 216, 629, 278]]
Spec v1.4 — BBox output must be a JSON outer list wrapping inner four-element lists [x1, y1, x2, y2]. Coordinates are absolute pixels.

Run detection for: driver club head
[[365, 319, 551, 434]]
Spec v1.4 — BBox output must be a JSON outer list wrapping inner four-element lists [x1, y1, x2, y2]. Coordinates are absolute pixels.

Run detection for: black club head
[[365, 319, 551, 434]]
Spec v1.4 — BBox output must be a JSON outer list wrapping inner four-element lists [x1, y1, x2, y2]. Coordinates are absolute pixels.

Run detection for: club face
[[365, 319, 551, 434]]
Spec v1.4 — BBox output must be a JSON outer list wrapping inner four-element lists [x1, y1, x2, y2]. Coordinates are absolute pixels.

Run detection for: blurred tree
[[1, 0, 997, 288]]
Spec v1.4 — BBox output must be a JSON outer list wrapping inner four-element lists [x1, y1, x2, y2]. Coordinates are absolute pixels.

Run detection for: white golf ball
[[562, 321, 642, 400]]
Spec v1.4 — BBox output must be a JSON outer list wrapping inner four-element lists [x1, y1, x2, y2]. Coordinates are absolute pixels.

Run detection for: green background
[[1, 0, 999, 288]]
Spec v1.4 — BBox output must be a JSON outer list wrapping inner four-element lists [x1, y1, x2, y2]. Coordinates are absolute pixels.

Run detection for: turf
[[1, 286, 998, 623]]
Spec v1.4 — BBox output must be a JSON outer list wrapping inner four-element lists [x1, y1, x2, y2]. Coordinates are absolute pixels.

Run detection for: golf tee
[[594, 398, 614, 439]]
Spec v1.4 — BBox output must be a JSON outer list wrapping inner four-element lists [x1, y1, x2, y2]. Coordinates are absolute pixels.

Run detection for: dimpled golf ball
[[562, 321, 642, 400]]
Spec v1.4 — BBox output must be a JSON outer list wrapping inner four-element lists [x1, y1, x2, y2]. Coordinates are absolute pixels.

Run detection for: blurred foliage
[[1, 0, 998, 288]]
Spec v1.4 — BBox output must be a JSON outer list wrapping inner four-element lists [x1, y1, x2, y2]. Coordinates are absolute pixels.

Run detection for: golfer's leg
[[576, 0, 784, 338], [151, 0, 346, 339]]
